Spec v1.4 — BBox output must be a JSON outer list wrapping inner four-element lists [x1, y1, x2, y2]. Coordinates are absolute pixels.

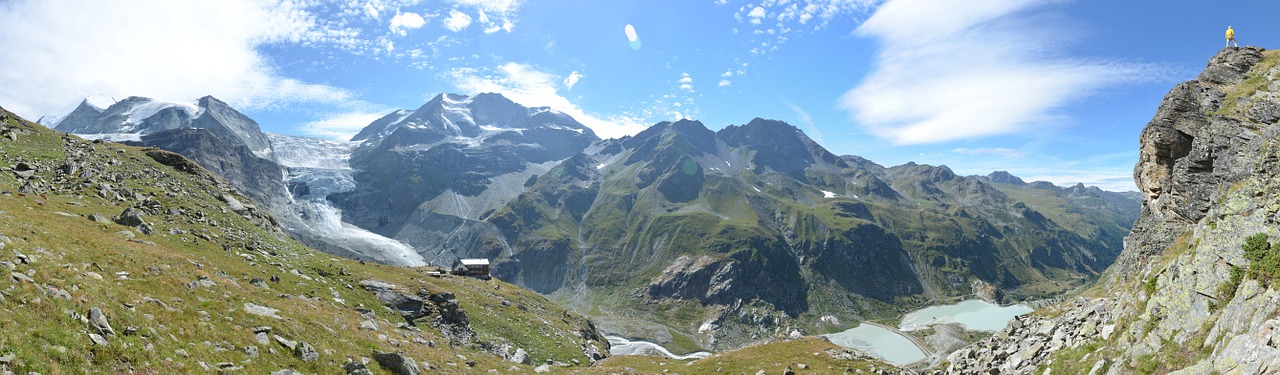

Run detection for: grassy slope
[[0, 111, 603, 373]]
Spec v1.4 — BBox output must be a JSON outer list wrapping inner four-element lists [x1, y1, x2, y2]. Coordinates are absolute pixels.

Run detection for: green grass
[[1212, 49, 1280, 116], [1213, 265, 1246, 311], [1037, 338, 1108, 374], [1242, 233, 1280, 285]]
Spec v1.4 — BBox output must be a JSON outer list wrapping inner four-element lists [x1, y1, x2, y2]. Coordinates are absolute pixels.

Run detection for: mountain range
[[43, 89, 1140, 350], [11, 44, 1280, 373]]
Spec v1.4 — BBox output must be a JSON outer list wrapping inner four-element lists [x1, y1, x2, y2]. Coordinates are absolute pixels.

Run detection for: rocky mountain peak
[[1197, 46, 1267, 84], [39, 98, 105, 128], [985, 171, 1026, 185], [717, 118, 846, 180], [49, 95, 274, 160]]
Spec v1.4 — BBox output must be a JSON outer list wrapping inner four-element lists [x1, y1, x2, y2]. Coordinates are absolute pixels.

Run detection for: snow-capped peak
[[124, 98, 203, 125], [84, 95, 116, 110], [39, 97, 112, 127]]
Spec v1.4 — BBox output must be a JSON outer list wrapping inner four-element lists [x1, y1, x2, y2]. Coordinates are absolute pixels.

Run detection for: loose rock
[[374, 351, 421, 375]]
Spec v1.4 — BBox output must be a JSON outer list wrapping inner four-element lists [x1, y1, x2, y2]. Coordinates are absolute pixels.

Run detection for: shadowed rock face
[[1125, 47, 1269, 274], [133, 128, 288, 213]]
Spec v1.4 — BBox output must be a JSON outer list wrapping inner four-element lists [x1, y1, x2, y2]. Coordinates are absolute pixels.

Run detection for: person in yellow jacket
[[1226, 26, 1239, 48]]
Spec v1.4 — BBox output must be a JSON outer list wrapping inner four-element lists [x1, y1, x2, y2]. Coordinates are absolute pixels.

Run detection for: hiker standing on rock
[[1226, 26, 1239, 48]]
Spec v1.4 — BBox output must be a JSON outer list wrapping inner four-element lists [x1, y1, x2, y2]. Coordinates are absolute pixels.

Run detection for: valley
[[36, 89, 1141, 366]]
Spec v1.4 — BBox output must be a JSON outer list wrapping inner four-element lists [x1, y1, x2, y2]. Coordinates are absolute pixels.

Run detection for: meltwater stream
[[606, 336, 711, 360]]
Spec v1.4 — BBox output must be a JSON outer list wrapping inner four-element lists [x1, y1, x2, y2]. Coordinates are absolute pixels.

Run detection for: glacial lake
[[823, 299, 1033, 365], [898, 299, 1033, 332], [821, 323, 925, 366]]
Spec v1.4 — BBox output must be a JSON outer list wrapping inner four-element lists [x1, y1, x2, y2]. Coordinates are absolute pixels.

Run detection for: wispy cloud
[[451, 0, 521, 14], [453, 0, 517, 33], [839, 0, 1174, 145], [952, 147, 1023, 159], [782, 98, 824, 144], [0, 0, 359, 121], [729, 0, 880, 62], [450, 62, 648, 139]]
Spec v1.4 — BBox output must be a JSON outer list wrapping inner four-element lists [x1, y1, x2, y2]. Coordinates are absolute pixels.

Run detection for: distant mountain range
[[44, 91, 1141, 349]]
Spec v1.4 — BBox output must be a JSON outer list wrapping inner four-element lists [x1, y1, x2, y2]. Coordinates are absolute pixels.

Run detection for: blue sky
[[2, 0, 1278, 191]]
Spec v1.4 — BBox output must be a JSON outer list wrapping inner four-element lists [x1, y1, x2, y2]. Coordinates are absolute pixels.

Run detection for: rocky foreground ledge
[[944, 298, 1117, 374]]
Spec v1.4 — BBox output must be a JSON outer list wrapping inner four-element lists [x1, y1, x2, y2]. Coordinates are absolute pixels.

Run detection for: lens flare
[[625, 24, 641, 50]]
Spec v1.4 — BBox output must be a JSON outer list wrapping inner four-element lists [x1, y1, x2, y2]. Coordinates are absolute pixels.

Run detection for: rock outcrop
[[947, 46, 1280, 374]]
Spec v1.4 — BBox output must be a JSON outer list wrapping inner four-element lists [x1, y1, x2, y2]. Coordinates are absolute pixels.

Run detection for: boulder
[[374, 351, 420, 375], [114, 208, 146, 227], [87, 307, 115, 336], [294, 341, 319, 362]]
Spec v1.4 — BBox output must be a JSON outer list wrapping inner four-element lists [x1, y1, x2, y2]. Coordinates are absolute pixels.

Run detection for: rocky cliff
[[946, 46, 1280, 374]]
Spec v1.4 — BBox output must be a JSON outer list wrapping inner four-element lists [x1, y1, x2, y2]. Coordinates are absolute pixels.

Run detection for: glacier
[[267, 133, 427, 267]]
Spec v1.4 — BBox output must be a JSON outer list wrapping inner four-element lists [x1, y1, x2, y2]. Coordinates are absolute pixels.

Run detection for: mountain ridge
[[43, 91, 1141, 354]]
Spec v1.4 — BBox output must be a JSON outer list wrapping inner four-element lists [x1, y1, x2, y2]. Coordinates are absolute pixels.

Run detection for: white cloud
[[748, 6, 767, 24], [718, 80, 732, 87], [839, 0, 1168, 145], [443, 10, 472, 32], [721, 70, 734, 77], [563, 70, 584, 89], [453, 0, 517, 32], [389, 11, 426, 35], [732, 0, 879, 58], [451, 62, 648, 139], [300, 110, 396, 140], [0, 0, 357, 121], [677, 73, 694, 92]]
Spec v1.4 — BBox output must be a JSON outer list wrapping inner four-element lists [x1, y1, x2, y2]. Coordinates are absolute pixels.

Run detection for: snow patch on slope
[[125, 99, 202, 125], [75, 133, 144, 142]]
